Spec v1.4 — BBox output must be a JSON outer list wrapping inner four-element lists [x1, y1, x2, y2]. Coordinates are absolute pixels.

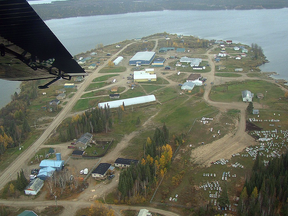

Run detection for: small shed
[[110, 94, 120, 99], [72, 150, 85, 158], [114, 158, 139, 168], [242, 90, 253, 102], [253, 109, 259, 115], [92, 163, 111, 179], [24, 178, 44, 196]]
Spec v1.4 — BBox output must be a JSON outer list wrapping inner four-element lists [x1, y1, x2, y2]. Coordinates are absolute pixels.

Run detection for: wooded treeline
[[32, 0, 288, 20], [59, 106, 112, 141], [238, 151, 288, 216], [0, 81, 35, 159], [118, 125, 173, 202]]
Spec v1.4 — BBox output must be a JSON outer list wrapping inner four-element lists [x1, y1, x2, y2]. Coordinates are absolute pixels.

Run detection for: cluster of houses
[[24, 153, 64, 196], [180, 73, 204, 91], [91, 158, 139, 179]]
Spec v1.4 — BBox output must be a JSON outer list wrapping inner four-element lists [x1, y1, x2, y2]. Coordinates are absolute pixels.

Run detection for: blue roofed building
[[37, 153, 64, 179], [152, 57, 165, 67], [17, 210, 38, 216], [176, 48, 185, 52], [159, 47, 175, 53], [37, 167, 56, 180]]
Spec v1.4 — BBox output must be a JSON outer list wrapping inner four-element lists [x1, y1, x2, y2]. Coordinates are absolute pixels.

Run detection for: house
[[235, 68, 243, 72], [72, 150, 85, 158], [186, 74, 202, 82], [114, 158, 139, 168], [56, 93, 66, 100], [241, 53, 247, 57], [49, 99, 60, 106], [17, 210, 38, 216], [24, 178, 44, 196], [92, 163, 111, 179], [218, 52, 227, 57], [242, 90, 253, 102], [137, 209, 152, 216], [181, 82, 195, 91], [226, 40, 232, 44], [39, 153, 64, 172], [88, 63, 96, 69], [242, 48, 248, 53], [180, 57, 202, 67], [235, 56, 241, 60], [234, 46, 240, 51], [75, 132, 93, 150]]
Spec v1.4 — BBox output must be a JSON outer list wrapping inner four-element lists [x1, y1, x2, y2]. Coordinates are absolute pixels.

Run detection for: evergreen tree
[[247, 102, 254, 114]]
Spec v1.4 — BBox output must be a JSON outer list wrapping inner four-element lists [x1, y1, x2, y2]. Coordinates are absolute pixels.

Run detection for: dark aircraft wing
[[0, 0, 87, 84]]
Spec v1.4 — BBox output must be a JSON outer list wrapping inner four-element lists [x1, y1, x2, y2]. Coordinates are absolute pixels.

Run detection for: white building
[[98, 95, 156, 109], [24, 178, 44, 196], [134, 71, 157, 82], [113, 56, 123, 65], [242, 90, 253, 102], [180, 57, 202, 67], [138, 209, 152, 216]]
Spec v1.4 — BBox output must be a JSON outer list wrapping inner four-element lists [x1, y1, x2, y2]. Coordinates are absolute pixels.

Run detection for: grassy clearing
[[153, 86, 181, 103], [215, 73, 242, 77], [85, 82, 110, 91], [92, 74, 119, 82], [119, 87, 146, 99], [141, 85, 164, 94], [72, 97, 108, 112], [81, 89, 109, 98], [145, 77, 169, 85], [99, 66, 126, 73], [209, 80, 286, 107], [167, 72, 188, 83]]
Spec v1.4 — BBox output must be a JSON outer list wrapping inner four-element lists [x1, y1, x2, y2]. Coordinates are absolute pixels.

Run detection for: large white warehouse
[[98, 95, 156, 109], [129, 52, 155, 65]]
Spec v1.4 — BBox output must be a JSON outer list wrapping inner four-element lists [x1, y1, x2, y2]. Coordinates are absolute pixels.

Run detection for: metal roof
[[39, 160, 64, 168], [98, 95, 156, 109], [25, 178, 44, 192], [114, 158, 139, 165], [77, 132, 93, 145], [130, 52, 155, 61], [92, 163, 111, 175], [181, 82, 195, 90], [134, 71, 157, 80]]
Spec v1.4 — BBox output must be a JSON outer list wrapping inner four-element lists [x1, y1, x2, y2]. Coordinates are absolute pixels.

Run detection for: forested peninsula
[[31, 0, 288, 20]]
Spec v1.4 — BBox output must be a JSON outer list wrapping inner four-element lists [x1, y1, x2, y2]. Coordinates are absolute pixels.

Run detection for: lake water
[[1, 9, 287, 108]]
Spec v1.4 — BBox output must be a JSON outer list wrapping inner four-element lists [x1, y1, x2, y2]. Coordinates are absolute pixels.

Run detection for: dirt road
[[0, 42, 135, 190], [191, 47, 260, 166]]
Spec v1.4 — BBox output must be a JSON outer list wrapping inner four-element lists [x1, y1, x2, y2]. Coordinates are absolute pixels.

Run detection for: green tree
[[247, 102, 254, 114], [218, 184, 230, 209]]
